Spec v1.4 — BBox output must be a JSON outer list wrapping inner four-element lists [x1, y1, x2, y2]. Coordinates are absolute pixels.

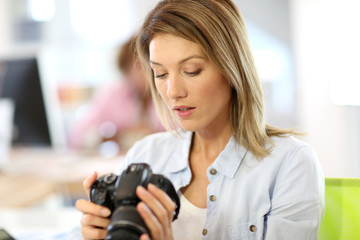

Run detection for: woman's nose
[[167, 74, 187, 100]]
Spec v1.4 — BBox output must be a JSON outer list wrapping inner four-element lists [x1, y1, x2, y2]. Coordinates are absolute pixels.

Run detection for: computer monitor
[[0, 57, 51, 146]]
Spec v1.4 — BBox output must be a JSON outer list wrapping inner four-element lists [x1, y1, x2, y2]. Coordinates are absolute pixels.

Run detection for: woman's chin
[[178, 121, 200, 132]]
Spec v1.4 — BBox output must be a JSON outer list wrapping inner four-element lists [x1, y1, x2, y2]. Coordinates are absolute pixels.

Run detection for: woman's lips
[[173, 106, 195, 118]]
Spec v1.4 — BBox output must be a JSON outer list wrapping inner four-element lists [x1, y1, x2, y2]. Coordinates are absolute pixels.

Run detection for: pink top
[[68, 80, 164, 149]]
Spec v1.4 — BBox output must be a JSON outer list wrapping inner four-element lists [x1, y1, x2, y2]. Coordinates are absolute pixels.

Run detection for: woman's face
[[149, 34, 232, 133]]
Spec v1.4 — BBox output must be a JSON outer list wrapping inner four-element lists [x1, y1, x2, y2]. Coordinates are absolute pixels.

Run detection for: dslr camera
[[90, 163, 180, 240]]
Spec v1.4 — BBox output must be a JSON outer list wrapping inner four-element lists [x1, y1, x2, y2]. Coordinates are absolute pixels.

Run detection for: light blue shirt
[[120, 131, 325, 240]]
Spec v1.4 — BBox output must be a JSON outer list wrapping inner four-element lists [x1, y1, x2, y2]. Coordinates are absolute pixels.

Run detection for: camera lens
[[106, 229, 139, 240], [106, 206, 148, 240]]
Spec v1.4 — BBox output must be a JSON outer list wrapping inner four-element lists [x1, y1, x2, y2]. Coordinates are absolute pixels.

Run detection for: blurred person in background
[[68, 35, 163, 156]]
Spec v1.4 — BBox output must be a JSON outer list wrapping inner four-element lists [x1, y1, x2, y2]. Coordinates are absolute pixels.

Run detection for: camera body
[[90, 163, 180, 240]]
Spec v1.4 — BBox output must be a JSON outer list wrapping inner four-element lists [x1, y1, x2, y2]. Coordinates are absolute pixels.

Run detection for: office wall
[[291, 0, 360, 177], [0, 0, 11, 54], [234, 0, 298, 128]]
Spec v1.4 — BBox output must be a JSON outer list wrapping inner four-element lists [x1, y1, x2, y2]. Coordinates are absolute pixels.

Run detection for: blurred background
[[0, 0, 359, 238]]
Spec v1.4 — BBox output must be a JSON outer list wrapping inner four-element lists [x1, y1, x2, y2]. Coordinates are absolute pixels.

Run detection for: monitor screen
[[0, 57, 51, 146]]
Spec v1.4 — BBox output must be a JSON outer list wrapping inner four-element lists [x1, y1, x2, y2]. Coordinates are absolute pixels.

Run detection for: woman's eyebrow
[[150, 55, 205, 67], [149, 60, 162, 66], [178, 55, 205, 64]]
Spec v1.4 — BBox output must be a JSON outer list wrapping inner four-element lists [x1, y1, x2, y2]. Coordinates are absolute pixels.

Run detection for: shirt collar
[[211, 135, 248, 178], [163, 131, 247, 178], [162, 130, 192, 174]]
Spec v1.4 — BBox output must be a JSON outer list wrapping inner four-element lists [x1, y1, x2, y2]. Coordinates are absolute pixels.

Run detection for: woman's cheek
[[155, 81, 169, 101]]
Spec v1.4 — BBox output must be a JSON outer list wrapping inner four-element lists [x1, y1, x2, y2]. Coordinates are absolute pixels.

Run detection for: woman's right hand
[[76, 172, 112, 239]]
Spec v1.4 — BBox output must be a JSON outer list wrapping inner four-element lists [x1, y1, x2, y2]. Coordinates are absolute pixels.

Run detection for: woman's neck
[[181, 125, 232, 208], [191, 125, 232, 163]]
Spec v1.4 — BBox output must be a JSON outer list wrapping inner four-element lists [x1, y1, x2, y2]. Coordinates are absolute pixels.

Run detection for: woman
[[76, 0, 325, 239]]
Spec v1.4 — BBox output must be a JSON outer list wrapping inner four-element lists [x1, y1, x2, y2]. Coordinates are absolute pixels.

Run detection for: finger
[[136, 186, 172, 228], [137, 184, 176, 224], [76, 199, 111, 218], [147, 184, 177, 220], [137, 201, 162, 237], [81, 224, 108, 240], [81, 213, 111, 229], [83, 172, 98, 197], [139, 233, 151, 240]]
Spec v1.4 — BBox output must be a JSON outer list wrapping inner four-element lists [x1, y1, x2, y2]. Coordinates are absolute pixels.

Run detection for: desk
[[0, 147, 124, 207], [0, 174, 55, 207], [0, 207, 82, 239]]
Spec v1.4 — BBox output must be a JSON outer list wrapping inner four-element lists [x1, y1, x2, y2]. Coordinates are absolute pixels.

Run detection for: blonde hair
[[136, 0, 296, 159]]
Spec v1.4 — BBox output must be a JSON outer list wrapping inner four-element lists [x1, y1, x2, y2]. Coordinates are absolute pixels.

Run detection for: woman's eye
[[184, 69, 201, 76], [154, 73, 167, 79]]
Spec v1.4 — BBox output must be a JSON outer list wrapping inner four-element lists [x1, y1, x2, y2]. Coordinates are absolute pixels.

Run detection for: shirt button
[[202, 228, 208, 235], [249, 225, 257, 232], [210, 168, 217, 175], [209, 195, 216, 202]]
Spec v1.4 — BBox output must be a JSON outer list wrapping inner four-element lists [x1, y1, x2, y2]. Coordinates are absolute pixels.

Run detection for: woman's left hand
[[136, 183, 177, 240]]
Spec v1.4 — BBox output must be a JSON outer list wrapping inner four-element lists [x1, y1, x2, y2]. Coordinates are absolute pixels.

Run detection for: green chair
[[318, 178, 360, 240]]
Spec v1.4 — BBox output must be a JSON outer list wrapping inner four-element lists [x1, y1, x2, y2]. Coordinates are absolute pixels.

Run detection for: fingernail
[[138, 202, 149, 212], [101, 208, 111, 216], [137, 185, 145, 193], [148, 183, 157, 191]]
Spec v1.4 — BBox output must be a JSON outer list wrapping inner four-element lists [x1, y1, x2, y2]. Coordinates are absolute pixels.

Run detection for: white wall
[[0, 0, 11, 55], [291, 0, 360, 177]]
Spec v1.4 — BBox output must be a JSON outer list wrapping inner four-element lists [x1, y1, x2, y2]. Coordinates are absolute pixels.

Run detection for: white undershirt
[[172, 192, 207, 240]]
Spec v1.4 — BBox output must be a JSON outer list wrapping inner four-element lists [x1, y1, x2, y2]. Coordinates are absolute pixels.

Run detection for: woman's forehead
[[149, 34, 206, 63]]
